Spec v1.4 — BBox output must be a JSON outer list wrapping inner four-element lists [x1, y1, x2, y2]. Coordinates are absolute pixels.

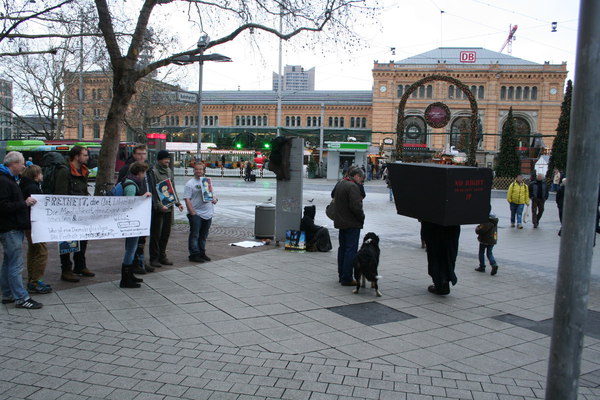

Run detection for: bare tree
[[92, 0, 373, 194], [0, 0, 77, 57]]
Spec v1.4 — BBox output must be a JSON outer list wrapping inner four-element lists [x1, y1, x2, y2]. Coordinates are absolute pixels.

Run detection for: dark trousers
[[60, 240, 88, 272], [150, 211, 172, 261], [337, 228, 360, 284], [135, 236, 146, 265], [421, 222, 460, 288], [187, 214, 212, 256], [531, 198, 546, 226]]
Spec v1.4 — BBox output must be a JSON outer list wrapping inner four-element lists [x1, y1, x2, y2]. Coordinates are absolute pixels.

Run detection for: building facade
[[63, 47, 567, 166], [272, 65, 316, 91], [371, 47, 567, 163]]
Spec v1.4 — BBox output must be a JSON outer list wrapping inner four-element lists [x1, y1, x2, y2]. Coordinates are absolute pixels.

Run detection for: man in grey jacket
[[332, 167, 365, 286], [149, 150, 183, 268]]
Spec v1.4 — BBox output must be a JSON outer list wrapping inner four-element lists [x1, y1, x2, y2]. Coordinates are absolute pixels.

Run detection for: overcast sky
[[165, 0, 580, 93]]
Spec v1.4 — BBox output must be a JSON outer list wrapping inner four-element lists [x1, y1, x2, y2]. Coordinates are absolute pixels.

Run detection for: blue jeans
[[187, 214, 212, 256], [337, 228, 360, 283], [123, 236, 139, 265], [0, 230, 29, 303], [479, 244, 497, 267], [509, 203, 525, 224], [389, 188, 394, 202]]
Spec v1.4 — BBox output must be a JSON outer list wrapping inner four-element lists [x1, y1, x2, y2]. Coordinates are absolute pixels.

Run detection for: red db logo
[[459, 51, 476, 63]]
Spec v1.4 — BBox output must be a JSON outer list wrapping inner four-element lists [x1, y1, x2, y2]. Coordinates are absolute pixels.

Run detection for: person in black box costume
[[421, 221, 460, 295]]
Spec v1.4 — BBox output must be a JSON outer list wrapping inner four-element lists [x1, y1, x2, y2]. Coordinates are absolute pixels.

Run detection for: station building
[[63, 47, 567, 167]]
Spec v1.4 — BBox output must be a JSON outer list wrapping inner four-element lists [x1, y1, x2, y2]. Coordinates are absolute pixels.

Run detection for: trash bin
[[255, 202, 275, 238]]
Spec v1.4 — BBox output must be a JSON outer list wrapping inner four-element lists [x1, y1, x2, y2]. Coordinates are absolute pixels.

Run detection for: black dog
[[352, 232, 382, 297]]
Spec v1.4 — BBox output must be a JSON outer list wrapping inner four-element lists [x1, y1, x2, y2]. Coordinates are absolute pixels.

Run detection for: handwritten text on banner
[[30, 195, 151, 243]]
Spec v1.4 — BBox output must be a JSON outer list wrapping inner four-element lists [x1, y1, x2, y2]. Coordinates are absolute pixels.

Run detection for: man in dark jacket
[[117, 144, 154, 273], [54, 145, 94, 282], [332, 167, 365, 286], [529, 173, 549, 228], [0, 151, 43, 309]]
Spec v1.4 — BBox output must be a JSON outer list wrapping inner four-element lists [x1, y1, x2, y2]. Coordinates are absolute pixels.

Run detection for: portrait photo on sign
[[156, 178, 178, 207], [200, 177, 214, 202]]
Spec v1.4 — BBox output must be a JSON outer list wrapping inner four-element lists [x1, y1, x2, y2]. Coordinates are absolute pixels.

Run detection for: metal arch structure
[[395, 75, 479, 166]]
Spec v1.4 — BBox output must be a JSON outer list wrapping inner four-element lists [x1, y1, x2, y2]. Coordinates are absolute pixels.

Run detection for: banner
[[30, 195, 151, 243]]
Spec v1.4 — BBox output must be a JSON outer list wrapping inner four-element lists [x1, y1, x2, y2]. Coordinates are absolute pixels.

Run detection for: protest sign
[[30, 195, 151, 243]]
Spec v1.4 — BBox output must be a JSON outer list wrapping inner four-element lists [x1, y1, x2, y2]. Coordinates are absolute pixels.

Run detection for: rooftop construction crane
[[499, 24, 518, 54]]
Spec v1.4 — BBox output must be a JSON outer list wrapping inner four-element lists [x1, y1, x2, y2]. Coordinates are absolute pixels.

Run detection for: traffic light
[[263, 141, 271, 150], [235, 142, 243, 149]]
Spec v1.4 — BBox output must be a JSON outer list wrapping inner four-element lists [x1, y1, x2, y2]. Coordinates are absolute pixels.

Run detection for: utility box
[[387, 163, 493, 226], [255, 202, 276, 238]]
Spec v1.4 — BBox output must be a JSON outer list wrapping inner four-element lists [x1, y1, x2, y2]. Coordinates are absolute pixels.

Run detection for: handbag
[[523, 204, 530, 223], [325, 199, 336, 221]]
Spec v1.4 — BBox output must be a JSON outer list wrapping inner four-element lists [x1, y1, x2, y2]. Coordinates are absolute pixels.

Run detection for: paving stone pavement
[[2, 239, 600, 399], [2, 178, 600, 399]]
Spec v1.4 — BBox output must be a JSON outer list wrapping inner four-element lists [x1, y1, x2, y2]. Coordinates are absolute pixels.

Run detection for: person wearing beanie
[[149, 150, 184, 268]]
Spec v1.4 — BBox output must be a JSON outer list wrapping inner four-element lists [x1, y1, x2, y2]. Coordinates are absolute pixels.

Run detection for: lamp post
[[172, 34, 231, 162]]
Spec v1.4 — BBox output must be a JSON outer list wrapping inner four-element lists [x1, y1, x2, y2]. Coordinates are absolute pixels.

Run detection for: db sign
[[459, 51, 477, 63]]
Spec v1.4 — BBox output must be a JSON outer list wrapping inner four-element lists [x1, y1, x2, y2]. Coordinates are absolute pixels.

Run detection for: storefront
[[325, 142, 370, 180]]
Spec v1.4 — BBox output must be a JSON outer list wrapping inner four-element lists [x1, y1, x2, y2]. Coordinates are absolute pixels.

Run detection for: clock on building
[[550, 88, 558, 95], [424, 102, 451, 128], [379, 85, 387, 93]]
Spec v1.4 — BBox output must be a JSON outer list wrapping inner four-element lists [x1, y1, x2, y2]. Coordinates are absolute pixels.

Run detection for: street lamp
[[172, 34, 231, 162]]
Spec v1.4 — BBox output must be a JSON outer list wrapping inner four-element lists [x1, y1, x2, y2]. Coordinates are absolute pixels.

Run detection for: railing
[[174, 166, 277, 178]]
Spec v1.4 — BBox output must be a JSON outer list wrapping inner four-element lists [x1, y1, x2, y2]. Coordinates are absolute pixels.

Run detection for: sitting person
[[300, 205, 332, 252]]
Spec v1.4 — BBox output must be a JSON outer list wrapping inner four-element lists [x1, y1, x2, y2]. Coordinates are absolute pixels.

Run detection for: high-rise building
[[0, 79, 13, 139], [272, 65, 315, 91]]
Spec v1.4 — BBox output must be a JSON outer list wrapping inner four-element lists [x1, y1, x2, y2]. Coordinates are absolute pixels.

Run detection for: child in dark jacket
[[475, 213, 499, 275]]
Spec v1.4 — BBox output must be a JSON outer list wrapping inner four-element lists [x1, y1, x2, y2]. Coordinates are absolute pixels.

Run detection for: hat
[[157, 150, 170, 161]]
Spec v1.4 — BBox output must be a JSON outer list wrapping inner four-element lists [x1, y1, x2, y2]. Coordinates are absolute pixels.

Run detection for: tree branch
[[0, 0, 75, 42], [0, 49, 59, 57]]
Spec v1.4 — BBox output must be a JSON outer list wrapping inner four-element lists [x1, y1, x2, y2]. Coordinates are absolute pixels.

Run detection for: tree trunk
[[94, 69, 136, 195]]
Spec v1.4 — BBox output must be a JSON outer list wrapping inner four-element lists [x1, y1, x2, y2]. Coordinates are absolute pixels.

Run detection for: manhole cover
[[328, 302, 416, 326]]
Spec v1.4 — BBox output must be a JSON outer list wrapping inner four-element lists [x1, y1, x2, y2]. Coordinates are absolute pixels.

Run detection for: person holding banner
[[184, 163, 218, 263], [120, 162, 152, 288], [54, 145, 95, 282], [149, 150, 183, 268], [0, 151, 43, 309]]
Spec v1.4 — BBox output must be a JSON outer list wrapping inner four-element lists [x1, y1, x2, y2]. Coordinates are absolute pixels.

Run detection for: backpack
[[108, 180, 137, 196], [42, 152, 68, 194]]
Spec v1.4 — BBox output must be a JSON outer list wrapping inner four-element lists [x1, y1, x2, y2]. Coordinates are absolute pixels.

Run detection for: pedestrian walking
[[474, 213, 499, 275], [0, 151, 43, 309], [507, 175, 529, 229], [528, 173, 549, 228]]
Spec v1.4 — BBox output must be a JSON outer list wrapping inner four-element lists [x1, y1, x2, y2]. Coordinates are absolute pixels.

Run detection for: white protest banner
[[30, 195, 151, 243]]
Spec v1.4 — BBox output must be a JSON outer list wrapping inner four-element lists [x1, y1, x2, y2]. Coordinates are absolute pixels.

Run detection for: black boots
[[120, 264, 141, 288]]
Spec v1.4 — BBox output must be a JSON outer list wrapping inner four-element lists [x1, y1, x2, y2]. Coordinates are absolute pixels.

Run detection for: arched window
[[235, 116, 240, 125], [516, 86, 522, 100], [419, 86, 425, 98], [450, 117, 471, 151], [448, 85, 455, 99], [502, 116, 531, 145], [252, 116, 256, 126], [328, 117, 333, 127], [426, 85, 433, 98], [531, 86, 538, 100], [209, 116, 214, 126], [340, 117, 344, 127], [523, 87, 530, 99], [185, 116, 189, 126], [397, 85, 404, 97], [403, 116, 427, 145], [501, 86, 507, 100], [478, 85, 485, 99], [508, 86, 514, 99], [361, 117, 367, 128], [334, 117, 339, 127], [92, 89, 97, 99], [350, 117, 355, 128], [470, 86, 477, 98], [306, 117, 311, 127], [285, 116, 290, 126], [296, 116, 301, 126], [246, 116, 251, 126], [204, 116, 208, 126], [93, 123, 100, 139]]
